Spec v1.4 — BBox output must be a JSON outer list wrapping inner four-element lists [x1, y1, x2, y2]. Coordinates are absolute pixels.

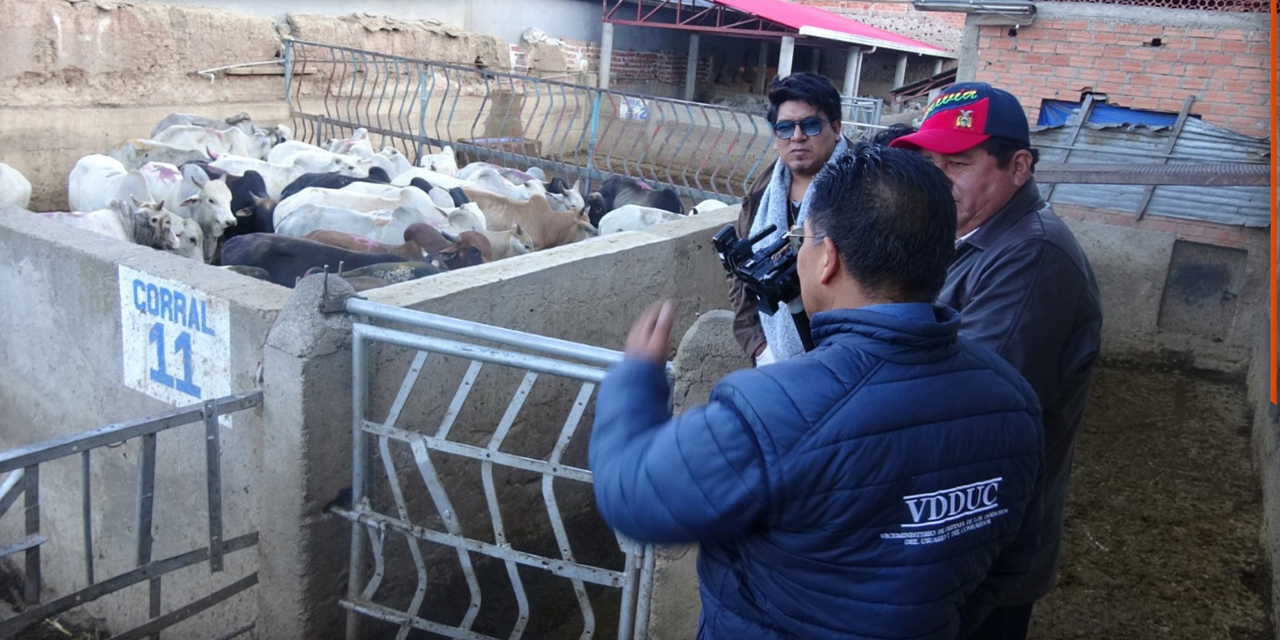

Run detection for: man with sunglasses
[[729, 73, 851, 365], [890, 82, 1103, 640], [591, 142, 1045, 640]]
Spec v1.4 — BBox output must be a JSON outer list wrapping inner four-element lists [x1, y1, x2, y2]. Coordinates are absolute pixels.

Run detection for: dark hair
[[980, 137, 1040, 171], [766, 73, 843, 126], [806, 141, 956, 302], [871, 123, 916, 146]]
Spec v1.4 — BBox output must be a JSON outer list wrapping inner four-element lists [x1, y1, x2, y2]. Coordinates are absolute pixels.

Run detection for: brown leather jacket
[[727, 160, 776, 359]]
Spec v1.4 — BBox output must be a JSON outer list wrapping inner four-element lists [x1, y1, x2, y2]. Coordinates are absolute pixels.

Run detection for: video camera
[[712, 223, 802, 314]]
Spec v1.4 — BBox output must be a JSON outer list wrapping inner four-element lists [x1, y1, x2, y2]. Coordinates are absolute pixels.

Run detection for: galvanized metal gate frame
[[335, 298, 657, 640], [0, 391, 263, 640]]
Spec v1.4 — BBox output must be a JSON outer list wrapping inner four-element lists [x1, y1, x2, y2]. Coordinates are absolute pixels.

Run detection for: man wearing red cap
[[891, 83, 1104, 640]]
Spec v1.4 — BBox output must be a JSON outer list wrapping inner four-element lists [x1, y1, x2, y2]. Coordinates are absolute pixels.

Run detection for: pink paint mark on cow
[[142, 163, 182, 183], [635, 180, 653, 191]]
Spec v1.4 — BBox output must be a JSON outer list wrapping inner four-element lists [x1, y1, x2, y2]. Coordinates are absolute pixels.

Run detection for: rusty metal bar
[[1035, 162, 1271, 187]]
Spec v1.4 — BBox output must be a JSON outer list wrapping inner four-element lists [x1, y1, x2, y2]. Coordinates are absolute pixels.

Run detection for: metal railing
[[0, 391, 263, 639], [336, 297, 655, 640], [283, 39, 882, 204]]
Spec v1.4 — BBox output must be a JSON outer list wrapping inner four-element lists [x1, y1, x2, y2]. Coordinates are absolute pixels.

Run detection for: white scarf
[[749, 135, 850, 362]]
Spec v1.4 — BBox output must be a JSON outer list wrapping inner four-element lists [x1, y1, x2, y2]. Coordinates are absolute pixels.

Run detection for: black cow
[[278, 166, 392, 202], [586, 175, 683, 227], [220, 233, 409, 288]]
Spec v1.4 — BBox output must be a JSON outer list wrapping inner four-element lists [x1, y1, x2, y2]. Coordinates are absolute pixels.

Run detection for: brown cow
[[462, 189, 597, 250], [403, 223, 492, 269]]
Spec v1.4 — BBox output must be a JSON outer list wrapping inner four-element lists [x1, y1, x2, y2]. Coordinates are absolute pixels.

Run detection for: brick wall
[[975, 15, 1270, 135], [1056, 203, 1259, 251], [609, 50, 714, 85]]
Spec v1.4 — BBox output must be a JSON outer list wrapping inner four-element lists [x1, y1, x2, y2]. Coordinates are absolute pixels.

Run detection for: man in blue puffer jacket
[[590, 141, 1046, 640]]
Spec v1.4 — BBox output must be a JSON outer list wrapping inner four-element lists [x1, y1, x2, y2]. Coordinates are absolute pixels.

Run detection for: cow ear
[[130, 195, 143, 207], [181, 196, 199, 207], [572, 178, 582, 193], [512, 223, 522, 235], [235, 207, 253, 218]]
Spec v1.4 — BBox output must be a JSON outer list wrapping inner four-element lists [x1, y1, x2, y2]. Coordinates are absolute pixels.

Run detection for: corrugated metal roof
[[1032, 115, 1270, 228]]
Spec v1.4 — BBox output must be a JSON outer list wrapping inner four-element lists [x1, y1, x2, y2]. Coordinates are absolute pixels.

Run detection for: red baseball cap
[[890, 83, 1030, 155]]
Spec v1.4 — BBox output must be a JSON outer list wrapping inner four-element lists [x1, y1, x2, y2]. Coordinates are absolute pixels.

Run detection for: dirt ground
[[1031, 366, 1274, 640]]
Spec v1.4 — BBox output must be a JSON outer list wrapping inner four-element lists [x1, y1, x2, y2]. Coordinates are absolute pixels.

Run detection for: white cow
[[417, 146, 458, 176], [152, 125, 277, 160], [135, 162, 236, 244], [39, 199, 180, 250], [272, 185, 438, 229], [0, 163, 33, 210], [107, 139, 212, 170], [68, 155, 150, 213], [598, 204, 685, 235], [166, 216, 206, 262], [389, 167, 466, 190], [690, 198, 730, 215], [273, 204, 433, 245], [210, 154, 369, 200]]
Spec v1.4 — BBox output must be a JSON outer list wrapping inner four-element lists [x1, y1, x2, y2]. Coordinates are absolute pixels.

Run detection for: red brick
[[1066, 30, 1093, 44], [1062, 20, 1091, 32], [1127, 47, 1157, 60], [1137, 25, 1165, 36], [1102, 47, 1129, 59], [1128, 96, 1162, 110], [1237, 67, 1267, 81], [1222, 40, 1249, 54], [1235, 55, 1268, 70], [1240, 105, 1270, 118], [1022, 53, 1047, 65], [1157, 98, 1190, 112], [1118, 59, 1146, 73], [1218, 29, 1247, 41], [1152, 49, 1181, 62], [1152, 75, 1183, 88], [1031, 42, 1057, 54], [1178, 52, 1208, 64], [1221, 79, 1253, 93], [1093, 33, 1120, 45], [1246, 42, 1270, 56], [1186, 28, 1219, 39], [1145, 86, 1177, 99], [1092, 58, 1120, 71], [1190, 38, 1224, 53]]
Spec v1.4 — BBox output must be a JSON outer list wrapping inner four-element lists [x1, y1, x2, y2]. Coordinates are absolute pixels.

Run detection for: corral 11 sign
[[118, 266, 230, 406]]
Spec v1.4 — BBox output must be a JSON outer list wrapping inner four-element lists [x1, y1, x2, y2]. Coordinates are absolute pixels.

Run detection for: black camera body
[[712, 223, 802, 314]]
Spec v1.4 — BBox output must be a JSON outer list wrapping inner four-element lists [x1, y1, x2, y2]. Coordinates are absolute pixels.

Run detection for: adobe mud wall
[[0, 0, 509, 211]]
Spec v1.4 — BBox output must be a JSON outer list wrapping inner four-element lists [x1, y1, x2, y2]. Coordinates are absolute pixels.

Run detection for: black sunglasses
[[772, 116, 827, 140]]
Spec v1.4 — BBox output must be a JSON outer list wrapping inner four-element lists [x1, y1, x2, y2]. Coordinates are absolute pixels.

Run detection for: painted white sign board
[[118, 266, 231, 414]]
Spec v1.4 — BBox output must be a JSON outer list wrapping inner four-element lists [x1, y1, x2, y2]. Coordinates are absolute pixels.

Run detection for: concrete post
[[957, 18, 980, 82], [648, 310, 752, 640], [755, 41, 769, 93], [600, 22, 614, 90], [934, 58, 944, 76], [778, 36, 795, 78], [893, 52, 908, 90], [843, 47, 863, 121], [684, 34, 700, 102], [257, 274, 359, 640], [810, 47, 821, 73]]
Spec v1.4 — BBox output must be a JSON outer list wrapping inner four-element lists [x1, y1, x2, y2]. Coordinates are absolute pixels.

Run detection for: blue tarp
[[1037, 100, 1184, 128]]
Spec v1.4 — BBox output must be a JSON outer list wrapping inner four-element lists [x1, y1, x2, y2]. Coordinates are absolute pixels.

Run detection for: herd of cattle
[[0, 113, 728, 290]]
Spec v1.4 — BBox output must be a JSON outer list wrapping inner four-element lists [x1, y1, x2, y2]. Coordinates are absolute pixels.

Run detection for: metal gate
[[0, 391, 262, 639], [282, 39, 883, 204], [333, 298, 656, 640]]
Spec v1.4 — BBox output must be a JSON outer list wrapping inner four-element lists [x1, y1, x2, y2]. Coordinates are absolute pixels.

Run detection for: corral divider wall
[[0, 203, 739, 638]]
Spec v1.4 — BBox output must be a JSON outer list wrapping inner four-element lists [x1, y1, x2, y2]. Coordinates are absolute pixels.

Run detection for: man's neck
[[789, 173, 815, 202]]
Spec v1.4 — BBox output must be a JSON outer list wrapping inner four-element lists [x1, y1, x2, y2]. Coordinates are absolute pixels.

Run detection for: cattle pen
[[0, 5, 1277, 640]]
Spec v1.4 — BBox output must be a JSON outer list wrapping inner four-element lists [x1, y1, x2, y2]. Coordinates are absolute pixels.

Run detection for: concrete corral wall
[[0, 205, 288, 636], [0, 200, 739, 637]]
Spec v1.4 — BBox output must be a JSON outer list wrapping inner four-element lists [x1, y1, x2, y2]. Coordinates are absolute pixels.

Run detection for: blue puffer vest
[[590, 305, 1045, 640]]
